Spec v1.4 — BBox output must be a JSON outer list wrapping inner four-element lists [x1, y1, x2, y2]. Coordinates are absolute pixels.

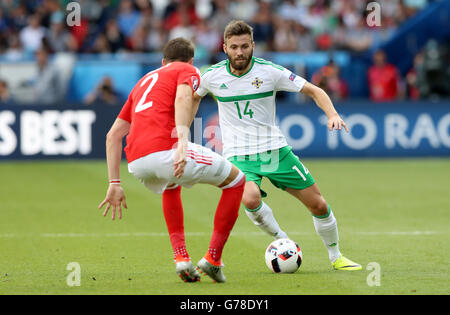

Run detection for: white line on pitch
[[0, 231, 442, 238]]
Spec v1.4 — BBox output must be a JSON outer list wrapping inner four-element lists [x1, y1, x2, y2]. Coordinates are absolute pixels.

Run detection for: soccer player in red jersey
[[98, 38, 245, 283]]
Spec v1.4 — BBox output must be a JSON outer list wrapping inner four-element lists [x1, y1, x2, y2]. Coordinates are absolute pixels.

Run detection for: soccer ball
[[265, 238, 303, 273]]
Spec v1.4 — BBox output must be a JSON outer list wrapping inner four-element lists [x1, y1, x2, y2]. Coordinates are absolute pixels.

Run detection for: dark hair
[[163, 37, 195, 63], [224, 20, 254, 42]]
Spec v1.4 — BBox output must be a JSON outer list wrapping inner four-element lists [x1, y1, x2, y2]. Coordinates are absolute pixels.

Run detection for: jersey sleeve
[[177, 64, 201, 93], [117, 94, 133, 123], [195, 70, 210, 97], [273, 67, 307, 93]]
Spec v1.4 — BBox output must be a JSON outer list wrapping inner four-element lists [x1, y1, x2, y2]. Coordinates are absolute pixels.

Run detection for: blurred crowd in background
[[0, 0, 448, 105], [0, 0, 431, 55]]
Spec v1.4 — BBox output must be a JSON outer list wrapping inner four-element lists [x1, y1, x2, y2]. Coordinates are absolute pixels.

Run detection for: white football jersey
[[196, 57, 307, 159]]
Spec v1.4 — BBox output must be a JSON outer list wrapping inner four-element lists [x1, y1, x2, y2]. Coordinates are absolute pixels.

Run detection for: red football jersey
[[118, 62, 200, 163]]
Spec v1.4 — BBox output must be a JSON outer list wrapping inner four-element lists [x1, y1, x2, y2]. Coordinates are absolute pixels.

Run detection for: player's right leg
[[242, 181, 288, 239], [230, 156, 288, 240]]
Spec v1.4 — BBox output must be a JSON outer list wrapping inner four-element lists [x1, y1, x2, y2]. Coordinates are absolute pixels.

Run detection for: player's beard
[[227, 49, 253, 71]]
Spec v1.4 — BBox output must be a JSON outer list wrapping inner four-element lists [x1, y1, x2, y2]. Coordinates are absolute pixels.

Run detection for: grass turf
[[0, 159, 449, 295]]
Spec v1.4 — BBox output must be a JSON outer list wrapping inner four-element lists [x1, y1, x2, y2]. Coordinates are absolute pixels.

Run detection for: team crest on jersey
[[191, 76, 199, 91], [289, 73, 296, 81], [252, 77, 263, 89]]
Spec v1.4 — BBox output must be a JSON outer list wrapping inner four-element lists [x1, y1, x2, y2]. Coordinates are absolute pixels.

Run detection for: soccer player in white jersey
[[193, 20, 361, 271]]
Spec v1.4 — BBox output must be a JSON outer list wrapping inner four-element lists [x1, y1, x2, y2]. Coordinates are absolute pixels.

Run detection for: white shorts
[[128, 142, 233, 194]]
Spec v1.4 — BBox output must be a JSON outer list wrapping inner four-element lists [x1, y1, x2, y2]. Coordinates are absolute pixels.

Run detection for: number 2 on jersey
[[234, 101, 254, 119], [135, 72, 159, 113]]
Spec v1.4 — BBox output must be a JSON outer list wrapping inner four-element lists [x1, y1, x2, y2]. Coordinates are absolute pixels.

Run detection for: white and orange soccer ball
[[265, 238, 303, 273]]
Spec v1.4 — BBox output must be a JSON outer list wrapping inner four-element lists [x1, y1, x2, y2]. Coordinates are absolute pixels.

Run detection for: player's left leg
[[285, 184, 361, 271], [162, 184, 201, 282], [180, 143, 245, 282], [196, 164, 245, 283], [265, 147, 361, 270]]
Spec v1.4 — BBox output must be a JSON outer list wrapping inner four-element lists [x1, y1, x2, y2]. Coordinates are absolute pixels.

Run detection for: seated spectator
[[117, 0, 142, 38], [316, 32, 333, 51], [296, 22, 316, 52], [164, 0, 198, 32], [4, 32, 24, 61], [209, 0, 233, 35], [229, 0, 258, 22], [128, 22, 150, 52], [194, 18, 222, 54], [367, 50, 402, 102], [168, 10, 195, 41], [84, 77, 121, 106], [69, 17, 89, 50], [343, 17, 373, 52], [46, 11, 78, 53], [311, 60, 348, 100], [10, 4, 29, 32], [104, 19, 126, 53], [32, 47, 63, 104], [277, 0, 306, 23], [91, 33, 113, 54], [0, 80, 15, 105], [251, 0, 274, 50], [273, 19, 298, 52], [145, 19, 166, 52], [19, 13, 46, 53]]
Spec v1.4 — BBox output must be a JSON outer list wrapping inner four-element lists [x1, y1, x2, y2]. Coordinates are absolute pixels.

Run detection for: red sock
[[162, 186, 189, 261], [207, 175, 245, 264]]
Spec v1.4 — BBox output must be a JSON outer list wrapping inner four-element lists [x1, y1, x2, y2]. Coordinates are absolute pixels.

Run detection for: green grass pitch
[[0, 159, 449, 295]]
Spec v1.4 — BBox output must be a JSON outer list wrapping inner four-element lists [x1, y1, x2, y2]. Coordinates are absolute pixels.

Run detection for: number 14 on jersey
[[234, 101, 254, 119]]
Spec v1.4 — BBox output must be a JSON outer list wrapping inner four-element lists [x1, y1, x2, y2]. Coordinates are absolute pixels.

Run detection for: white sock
[[245, 201, 288, 239], [312, 207, 341, 263]]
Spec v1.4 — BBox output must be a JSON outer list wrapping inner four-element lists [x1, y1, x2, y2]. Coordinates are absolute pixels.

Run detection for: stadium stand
[[0, 0, 448, 105]]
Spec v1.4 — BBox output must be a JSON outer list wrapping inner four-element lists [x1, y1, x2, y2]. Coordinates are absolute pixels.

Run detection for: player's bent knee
[[308, 199, 328, 216], [242, 191, 261, 210]]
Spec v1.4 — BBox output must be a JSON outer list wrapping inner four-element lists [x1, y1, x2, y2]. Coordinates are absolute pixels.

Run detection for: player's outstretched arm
[[98, 118, 130, 220], [301, 82, 349, 132]]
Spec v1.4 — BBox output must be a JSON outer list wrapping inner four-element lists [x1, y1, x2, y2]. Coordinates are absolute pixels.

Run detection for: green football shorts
[[228, 146, 315, 197]]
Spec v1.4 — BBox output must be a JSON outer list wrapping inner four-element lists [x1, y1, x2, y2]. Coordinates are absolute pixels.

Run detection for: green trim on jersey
[[215, 90, 274, 102], [201, 60, 227, 75], [253, 57, 285, 71]]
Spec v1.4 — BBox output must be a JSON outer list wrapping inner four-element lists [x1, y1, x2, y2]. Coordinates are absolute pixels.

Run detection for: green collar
[[226, 57, 255, 78]]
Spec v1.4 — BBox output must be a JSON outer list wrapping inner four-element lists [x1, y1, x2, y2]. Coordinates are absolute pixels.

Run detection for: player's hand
[[173, 142, 187, 179], [327, 114, 349, 132], [98, 184, 128, 220]]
